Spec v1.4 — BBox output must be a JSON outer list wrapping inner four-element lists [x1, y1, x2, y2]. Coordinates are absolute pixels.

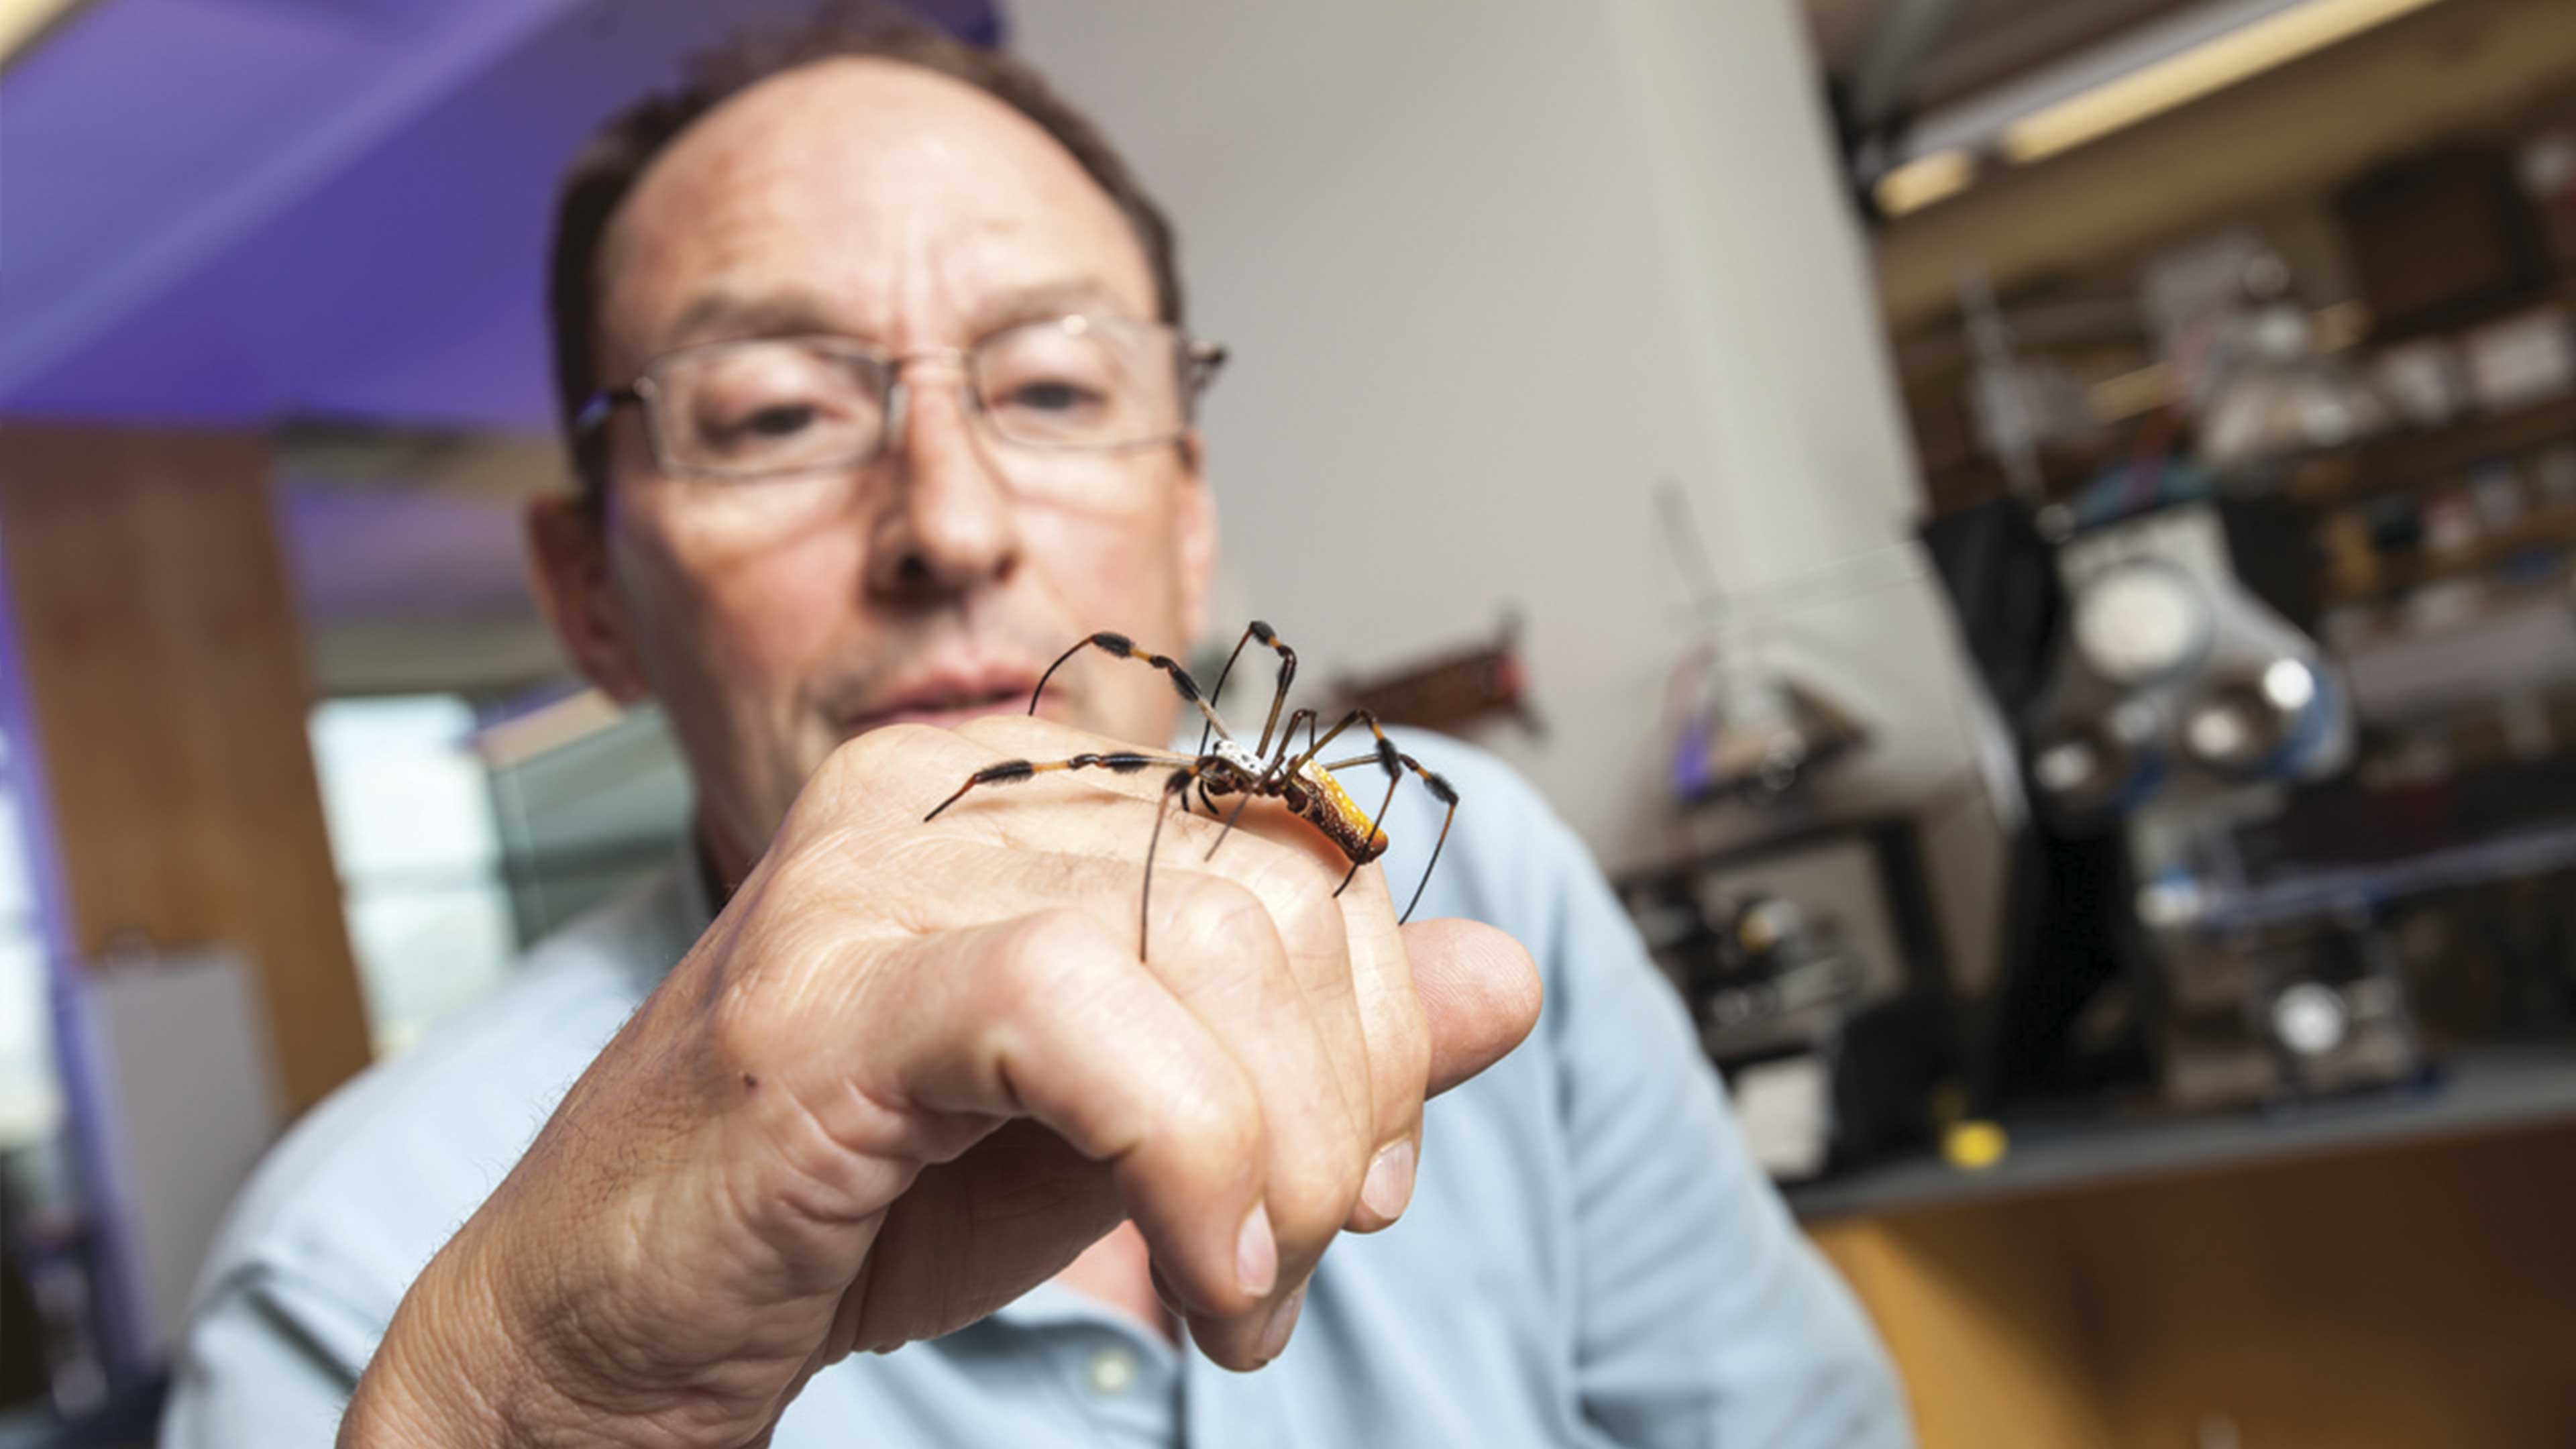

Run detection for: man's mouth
[[843, 669, 1049, 733]]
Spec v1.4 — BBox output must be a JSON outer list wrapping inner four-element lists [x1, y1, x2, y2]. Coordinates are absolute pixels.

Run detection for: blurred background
[[3, 1, 2574, 1444]]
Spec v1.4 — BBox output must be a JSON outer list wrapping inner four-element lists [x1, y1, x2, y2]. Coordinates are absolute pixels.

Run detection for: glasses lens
[[654, 339, 888, 476], [974, 317, 1184, 451]]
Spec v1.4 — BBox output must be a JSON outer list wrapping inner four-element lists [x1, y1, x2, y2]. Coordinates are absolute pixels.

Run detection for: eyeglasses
[[576, 315, 1226, 480]]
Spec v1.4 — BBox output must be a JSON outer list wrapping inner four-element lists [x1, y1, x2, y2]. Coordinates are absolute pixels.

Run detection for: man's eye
[[731, 403, 816, 437], [1004, 381, 1097, 413]]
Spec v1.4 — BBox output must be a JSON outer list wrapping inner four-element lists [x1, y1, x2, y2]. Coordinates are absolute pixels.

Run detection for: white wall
[[1018, 3, 2001, 967]]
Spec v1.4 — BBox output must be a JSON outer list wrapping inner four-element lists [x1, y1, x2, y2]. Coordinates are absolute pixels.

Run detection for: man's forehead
[[598, 56, 1157, 358]]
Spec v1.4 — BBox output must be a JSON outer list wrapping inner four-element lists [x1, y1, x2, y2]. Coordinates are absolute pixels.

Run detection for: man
[[164, 17, 1907, 1448]]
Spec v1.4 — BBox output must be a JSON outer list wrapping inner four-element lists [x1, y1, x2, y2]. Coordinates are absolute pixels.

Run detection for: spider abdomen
[[1288, 765, 1389, 865]]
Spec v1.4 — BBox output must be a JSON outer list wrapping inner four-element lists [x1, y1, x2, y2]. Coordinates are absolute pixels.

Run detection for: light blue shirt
[[162, 732, 1907, 1447]]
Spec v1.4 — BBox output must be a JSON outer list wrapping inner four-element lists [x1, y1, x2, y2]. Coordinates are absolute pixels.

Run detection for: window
[[0, 733, 62, 1151], [308, 697, 516, 1059], [308, 691, 693, 1059]]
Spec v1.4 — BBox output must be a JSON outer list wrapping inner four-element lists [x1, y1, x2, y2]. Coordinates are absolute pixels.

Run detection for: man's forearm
[[339, 1240, 597, 1449]]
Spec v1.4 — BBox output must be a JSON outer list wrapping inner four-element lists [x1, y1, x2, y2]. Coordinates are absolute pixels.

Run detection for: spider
[[924, 621, 1459, 959]]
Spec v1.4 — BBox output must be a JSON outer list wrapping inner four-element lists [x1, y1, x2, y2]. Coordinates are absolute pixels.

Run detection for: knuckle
[[1224, 837, 1357, 947], [1159, 873, 1282, 962], [991, 908, 1112, 990], [955, 713, 1089, 755], [951, 714, 1029, 748], [704, 976, 784, 1072], [694, 914, 818, 1063], [804, 724, 946, 827], [1232, 824, 1342, 896], [1171, 1069, 1264, 1169], [1162, 804, 1242, 861], [1196, 875, 1277, 944], [1272, 1153, 1366, 1241], [831, 722, 931, 779], [1193, 824, 1334, 912], [977, 912, 1146, 1042]]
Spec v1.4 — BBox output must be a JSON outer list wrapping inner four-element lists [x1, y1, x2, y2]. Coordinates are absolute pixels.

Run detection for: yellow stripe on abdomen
[[1299, 762, 1389, 861]]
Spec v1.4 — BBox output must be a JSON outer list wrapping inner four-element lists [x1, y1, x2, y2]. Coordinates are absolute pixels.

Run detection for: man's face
[[534, 58, 1217, 873]]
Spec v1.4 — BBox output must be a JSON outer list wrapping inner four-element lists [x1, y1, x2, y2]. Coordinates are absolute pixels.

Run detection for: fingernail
[[1236, 1203, 1277, 1298], [1259, 1283, 1307, 1362], [1361, 1139, 1417, 1222]]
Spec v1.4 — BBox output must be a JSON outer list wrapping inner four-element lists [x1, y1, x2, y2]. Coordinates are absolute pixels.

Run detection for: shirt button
[[1085, 1346, 1140, 1397]]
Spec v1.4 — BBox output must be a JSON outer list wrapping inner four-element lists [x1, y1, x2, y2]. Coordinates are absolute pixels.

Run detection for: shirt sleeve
[[158, 1264, 377, 1449], [1532, 808, 1913, 1448]]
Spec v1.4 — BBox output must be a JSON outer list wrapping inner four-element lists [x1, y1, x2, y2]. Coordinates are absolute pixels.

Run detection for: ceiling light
[[1875, 150, 1979, 217], [0, 0, 89, 70], [2002, 0, 2449, 164]]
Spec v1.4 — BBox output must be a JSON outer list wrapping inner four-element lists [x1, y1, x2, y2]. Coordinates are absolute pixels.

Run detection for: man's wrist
[[340, 1235, 548, 1449]]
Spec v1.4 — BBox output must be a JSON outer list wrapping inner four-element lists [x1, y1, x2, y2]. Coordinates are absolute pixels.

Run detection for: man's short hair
[[547, 7, 1184, 512]]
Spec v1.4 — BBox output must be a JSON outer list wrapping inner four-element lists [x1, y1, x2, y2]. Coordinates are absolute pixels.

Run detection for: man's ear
[[1171, 429, 1218, 649], [525, 493, 653, 704]]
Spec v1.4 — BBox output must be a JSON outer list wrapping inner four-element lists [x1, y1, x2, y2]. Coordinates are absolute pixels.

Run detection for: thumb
[[1401, 918, 1543, 1097]]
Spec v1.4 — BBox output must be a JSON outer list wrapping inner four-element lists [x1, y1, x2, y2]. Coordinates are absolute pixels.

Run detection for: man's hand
[[340, 718, 1541, 1448]]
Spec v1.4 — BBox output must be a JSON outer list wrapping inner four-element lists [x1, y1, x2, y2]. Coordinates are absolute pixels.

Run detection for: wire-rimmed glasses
[[575, 315, 1226, 480]]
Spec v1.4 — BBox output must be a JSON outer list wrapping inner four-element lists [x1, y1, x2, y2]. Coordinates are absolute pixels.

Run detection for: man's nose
[[865, 365, 1022, 599]]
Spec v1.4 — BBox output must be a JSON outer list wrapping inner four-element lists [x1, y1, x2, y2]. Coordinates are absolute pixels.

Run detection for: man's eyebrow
[[656, 278, 1146, 354], [660, 288, 845, 350], [969, 278, 1141, 333]]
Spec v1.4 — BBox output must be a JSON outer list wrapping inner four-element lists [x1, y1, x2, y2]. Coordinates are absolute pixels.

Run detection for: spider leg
[[1141, 765, 1203, 960], [1033, 631, 1234, 742], [1271, 709, 1320, 772], [1198, 621, 1299, 758], [1203, 779, 1263, 862], [1246, 624, 1299, 757], [1396, 757, 1459, 924], [1283, 706, 1387, 775], [1198, 626, 1257, 757], [923, 749, 1198, 821]]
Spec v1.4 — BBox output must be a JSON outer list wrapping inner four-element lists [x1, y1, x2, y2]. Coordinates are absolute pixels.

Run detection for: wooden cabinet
[[0, 425, 371, 1116], [1802, 1066, 2576, 1448]]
